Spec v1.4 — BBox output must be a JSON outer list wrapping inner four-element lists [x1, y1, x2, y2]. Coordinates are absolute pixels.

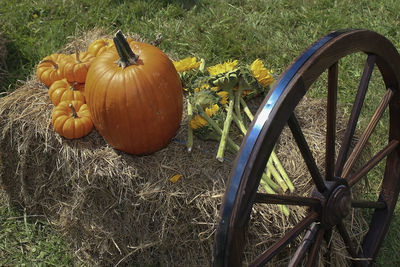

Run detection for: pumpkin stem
[[74, 43, 82, 63], [69, 82, 79, 91], [150, 33, 163, 47], [40, 59, 58, 69], [69, 103, 78, 118], [113, 30, 138, 68]]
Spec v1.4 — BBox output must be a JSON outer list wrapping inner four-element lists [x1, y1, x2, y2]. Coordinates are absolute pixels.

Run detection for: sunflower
[[194, 83, 219, 93], [190, 115, 208, 129], [216, 91, 229, 105], [250, 59, 275, 87], [173, 57, 201, 72], [205, 104, 220, 117], [207, 59, 239, 76], [190, 104, 220, 130]]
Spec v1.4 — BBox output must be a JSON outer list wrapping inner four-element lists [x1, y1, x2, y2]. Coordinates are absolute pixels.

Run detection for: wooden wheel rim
[[213, 29, 400, 266]]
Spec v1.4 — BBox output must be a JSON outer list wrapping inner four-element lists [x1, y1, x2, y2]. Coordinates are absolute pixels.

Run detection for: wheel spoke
[[249, 211, 319, 267], [336, 222, 360, 263], [254, 193, 321, 208], [288, 222, 320, 267], [288, 114, 327, 192], [335, 54, 376, 177], [322, 229, 333, 267], [341, 88, 394, 178], [326, 62, 338, 181], [305, 226, 325, 267], [348, 139, 399, 186], [351, 199, 386, 209]]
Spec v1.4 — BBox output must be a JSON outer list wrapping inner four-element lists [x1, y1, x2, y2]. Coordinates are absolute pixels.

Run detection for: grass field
[[1, 0, 400, 265]]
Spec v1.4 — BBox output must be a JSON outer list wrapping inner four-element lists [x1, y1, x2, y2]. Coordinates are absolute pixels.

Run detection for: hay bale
[[0, 30, 366, 266], [0, 78, 230, 265]]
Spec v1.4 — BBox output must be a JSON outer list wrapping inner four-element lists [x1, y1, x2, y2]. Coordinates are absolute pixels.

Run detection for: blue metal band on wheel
[[216, 30, 348, 262]]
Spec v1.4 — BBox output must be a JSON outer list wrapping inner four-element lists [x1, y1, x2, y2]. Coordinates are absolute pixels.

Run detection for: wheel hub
[[323, 184, 352, 227], [311, 180, 352, 228]]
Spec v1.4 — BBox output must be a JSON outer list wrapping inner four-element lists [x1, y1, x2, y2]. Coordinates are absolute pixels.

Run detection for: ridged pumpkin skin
[[48, 78, 86, 106], [85, 36, 183, 155], [88, 38, 114, 57], [36, 53, 69, 87], [51, 100, 93, 139], [63, 51, 95, 83]]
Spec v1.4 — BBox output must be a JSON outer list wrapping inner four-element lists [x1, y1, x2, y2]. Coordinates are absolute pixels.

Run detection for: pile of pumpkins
[[36, 31, 183, 155]]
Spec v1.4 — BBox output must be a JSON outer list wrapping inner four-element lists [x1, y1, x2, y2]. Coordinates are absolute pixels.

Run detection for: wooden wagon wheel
[[213, 29, 400, 266]]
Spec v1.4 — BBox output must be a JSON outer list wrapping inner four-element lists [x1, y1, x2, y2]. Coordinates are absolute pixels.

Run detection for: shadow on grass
[[168, 0, 200, 9], [110, 0, 199, 10], [0, 34, 32, 93]]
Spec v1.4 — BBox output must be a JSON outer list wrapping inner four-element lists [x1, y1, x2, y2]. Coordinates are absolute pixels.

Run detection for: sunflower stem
[[216, 91, 235, 162], [113, 30, 138, 68], [196, 105, 239, 152], [231, 104, 247, 135], [199, 58, 206, 72], [234, 78, 248, 134], [271, 149, 295, 193], [240, 97, 254, 121], [259, 177, 290, 217], [280, 204, 290, 217], [229, 107, 246, 136], [267, 158, 288, 192], [262, 169, 280, 192]]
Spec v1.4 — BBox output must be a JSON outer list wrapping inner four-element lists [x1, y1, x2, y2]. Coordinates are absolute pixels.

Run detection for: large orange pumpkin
[[85, 31, 183, 155]]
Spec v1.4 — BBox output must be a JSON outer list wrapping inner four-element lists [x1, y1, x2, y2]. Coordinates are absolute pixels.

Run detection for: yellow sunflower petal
[[217, 91, 229, 105], [190, 115, 208, 129], [207, 59, 239, 76], [194, 83, 210, 92], [173, 57, 201, 72], [205, 104, 219, 117], [250, 59, 275, 87], [169, 174, 183, 183]]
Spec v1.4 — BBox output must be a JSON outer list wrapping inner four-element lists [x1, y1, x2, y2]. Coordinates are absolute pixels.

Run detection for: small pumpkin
[[88, 38, 114, 57], [51, 100, 93, 139], [85, 30, 183, 155], [48, 78, 86, 106], [36, 53, 69, 87], [63, 51, 95, 83], [88, 37, 137, 57]]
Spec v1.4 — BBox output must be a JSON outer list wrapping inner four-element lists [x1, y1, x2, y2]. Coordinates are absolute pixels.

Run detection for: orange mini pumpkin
[[63, 51, 95, 83], [48, 78, 86, 106], [51, 100, 93, 139], [85, 30, 183, 155], [36, 53, 69, 87], [88, 38, 114, 57]]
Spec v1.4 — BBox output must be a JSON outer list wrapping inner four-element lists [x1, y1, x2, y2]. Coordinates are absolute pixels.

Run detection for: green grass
[[2, 0, 400, 91], [1, 0, 400, 265], [0, 205, 74, 266]]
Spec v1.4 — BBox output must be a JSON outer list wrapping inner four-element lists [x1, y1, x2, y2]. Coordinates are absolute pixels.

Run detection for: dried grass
[[0, 29, 368, 266]]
